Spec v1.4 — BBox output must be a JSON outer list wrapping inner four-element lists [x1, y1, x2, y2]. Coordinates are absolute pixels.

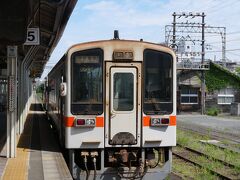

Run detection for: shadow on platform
[[18, 103, 61, 153], [0, 112, 6, 156], [30, 103, 44, 111]]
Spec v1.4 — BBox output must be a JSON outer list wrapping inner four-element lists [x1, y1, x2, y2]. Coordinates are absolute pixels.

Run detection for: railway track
[[177, 122, 240, 144], [169, 172, 184, 180], [200, 140, 240, 154], [172, 145, 240, 180]]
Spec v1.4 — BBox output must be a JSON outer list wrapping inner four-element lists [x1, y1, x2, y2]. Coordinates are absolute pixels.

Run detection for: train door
[[105, 63, 141, 147]]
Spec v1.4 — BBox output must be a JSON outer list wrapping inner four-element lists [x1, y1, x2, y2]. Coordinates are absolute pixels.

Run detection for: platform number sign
[[24, 28, 40, 45]]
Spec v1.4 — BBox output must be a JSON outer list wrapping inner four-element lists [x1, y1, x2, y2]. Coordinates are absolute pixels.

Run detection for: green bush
[[206, 107, 220, 116], [205, 62, 240, 92], [36, 84, 44, 93]]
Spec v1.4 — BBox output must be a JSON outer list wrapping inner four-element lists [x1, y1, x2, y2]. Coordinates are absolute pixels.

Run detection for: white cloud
[[83, 0, 171, 27], [41, 0, 240, 79], [83, 1, 120, 11]]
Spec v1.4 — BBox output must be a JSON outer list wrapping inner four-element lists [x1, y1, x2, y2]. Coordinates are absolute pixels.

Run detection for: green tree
[[236, 67, 240, 76], [36, 84, 44, 93]]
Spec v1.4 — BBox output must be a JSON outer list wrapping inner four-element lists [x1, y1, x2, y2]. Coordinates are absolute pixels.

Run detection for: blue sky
[[41, 0, 240, 79]]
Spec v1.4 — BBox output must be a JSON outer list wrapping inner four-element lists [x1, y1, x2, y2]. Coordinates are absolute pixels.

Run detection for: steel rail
[[169, 172, 185, 180], [177, 144, 236, 168], [173, 146, 239, 180], [173, 152, 232, 180], [199, 141, 240, 154]]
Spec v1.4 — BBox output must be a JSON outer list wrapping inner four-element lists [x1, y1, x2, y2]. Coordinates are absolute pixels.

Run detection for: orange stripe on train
[[65, 116, 75, 127], [143, 116, 151, 126], [96, 117, 104, 127], [169, 116, 177, 126]]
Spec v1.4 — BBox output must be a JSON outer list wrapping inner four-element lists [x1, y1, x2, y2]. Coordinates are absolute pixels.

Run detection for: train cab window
[[143, 49, 173, 115], [71, 49, 103, 115]]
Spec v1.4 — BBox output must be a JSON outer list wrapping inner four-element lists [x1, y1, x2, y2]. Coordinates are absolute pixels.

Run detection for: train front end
[[64, 40, 176, 179]]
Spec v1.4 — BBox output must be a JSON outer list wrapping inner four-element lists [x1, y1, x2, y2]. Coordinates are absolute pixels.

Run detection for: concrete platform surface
[[0, 94, 72, 180]]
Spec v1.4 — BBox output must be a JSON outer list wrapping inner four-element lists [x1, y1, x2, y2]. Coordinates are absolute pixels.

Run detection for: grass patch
[[173, 157, 216, 179], [176, 129, 240, 169], [195, 168, 217, 180], [173, 156, 217, 179], [36, 92, 43, 100], [206, 107, 220, 116]]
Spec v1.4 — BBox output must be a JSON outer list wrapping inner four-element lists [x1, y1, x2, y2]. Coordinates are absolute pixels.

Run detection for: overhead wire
[[207, 39, 240, 44], [227, 31, 240, 35], [203, 0, 240, 24], [226, 52, 240, 57], [205, 0, 240, 14], [206, 48, 240, 53], [204, 42, 240, 61]]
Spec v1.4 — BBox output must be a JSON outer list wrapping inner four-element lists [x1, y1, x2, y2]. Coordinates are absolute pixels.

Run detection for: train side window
[[143, 49, 173, 115]]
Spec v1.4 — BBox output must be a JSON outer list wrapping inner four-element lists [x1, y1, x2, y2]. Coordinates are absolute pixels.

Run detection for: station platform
[[0, 95, 72, 180]]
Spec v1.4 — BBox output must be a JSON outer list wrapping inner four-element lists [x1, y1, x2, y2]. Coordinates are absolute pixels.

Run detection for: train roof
[[46, 39, 175, 78], [67, 39, 173, 52]]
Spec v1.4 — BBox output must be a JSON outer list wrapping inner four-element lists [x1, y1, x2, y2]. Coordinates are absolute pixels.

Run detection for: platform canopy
[[0, 0, 77, 77]]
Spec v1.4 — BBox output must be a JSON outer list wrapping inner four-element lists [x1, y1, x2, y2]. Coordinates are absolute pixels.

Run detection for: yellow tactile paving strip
[[2, 116, 32, 180]]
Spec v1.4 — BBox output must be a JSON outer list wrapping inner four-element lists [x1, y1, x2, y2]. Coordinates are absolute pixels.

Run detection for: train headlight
[[85, 119, 96, 126], [151, 118, 161, 126], [150, 118, 169, 126]]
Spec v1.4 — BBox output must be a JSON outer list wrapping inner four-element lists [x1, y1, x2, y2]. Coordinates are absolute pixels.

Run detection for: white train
[[45, 35, 176, 179]]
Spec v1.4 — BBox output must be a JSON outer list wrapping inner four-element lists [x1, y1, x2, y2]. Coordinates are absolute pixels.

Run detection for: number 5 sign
[[24, 28, 40, 45]]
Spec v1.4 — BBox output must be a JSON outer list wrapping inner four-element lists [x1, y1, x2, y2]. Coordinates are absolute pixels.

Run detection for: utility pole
[[172, 12, 177, 52], [168, 12, 208, 115], [201, 13, 206, 115], [222, 27, 226, 66]]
